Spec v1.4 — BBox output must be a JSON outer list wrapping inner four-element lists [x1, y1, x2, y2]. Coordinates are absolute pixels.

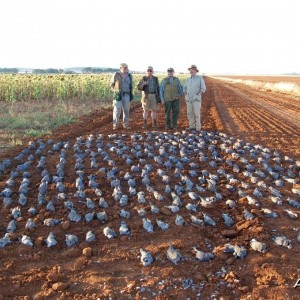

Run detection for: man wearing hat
[[183, 65, 206, 132], [110, 63, 134, 130], [160, 67, 184, 129], [137, 66, 160, 129]]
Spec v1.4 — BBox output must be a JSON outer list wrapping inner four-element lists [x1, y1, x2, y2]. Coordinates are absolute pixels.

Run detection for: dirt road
[[0, 77, 299, 300]]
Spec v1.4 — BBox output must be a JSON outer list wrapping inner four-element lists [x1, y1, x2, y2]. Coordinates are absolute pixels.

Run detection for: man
[[110, 63, 134, 130], [137, 66, 160, 129], [183, 65, 206, 132], [160, 67, 184, 130]]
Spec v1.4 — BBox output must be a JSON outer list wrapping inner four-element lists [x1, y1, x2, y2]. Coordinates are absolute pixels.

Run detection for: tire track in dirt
[[205, 77, 300, 157]]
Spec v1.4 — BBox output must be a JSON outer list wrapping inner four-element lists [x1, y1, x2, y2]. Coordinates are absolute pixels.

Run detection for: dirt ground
[[0, 76, 299, 300]]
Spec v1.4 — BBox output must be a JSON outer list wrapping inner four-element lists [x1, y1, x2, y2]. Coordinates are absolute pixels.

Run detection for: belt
[[122, 92, 130, 95]]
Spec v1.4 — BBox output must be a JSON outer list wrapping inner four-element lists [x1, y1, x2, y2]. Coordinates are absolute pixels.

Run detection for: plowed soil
[[0, 76, 299, 300]]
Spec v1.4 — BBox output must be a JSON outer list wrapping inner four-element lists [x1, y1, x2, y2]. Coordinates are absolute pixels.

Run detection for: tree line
[[0, 68, 120, 74]]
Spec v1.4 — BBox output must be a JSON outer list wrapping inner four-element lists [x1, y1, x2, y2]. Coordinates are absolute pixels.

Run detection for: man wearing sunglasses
[[183, 64, 206, 132], [110, 63, 133, 130], [160, 67, 184, 130], [137, 66, 161, 129]]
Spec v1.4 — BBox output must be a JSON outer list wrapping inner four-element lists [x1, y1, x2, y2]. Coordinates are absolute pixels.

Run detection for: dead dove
[[46, 232, 57, 247], [140, 248, 153, 266], [287, 198, 300, 208], [262, 208, 278, 218], [156, 219, 169, 230], [21, 235, 33, 246], [11, 207, 21, 219], [119, 209, 131, 219], [137, 191, 146, 204], [143, 218, 153, 233], [186, 203, 198, 212], [193, 247, 214, 262], [175, 214, 186, 226], [86, 231, 96, 242], [203, 213, 216, 227], [46, 201, 55, 212], [150, 202, 160, 214], [66, 234, 79, 247], [190, 215, 204, 226], [222, 213, 235, 227], [165, 205, 180, 213], [226, 199, 236, 209], [243, 209, 255, 220], [99, 198, 109, 208], [27, 207, 37, 216], [25, 218, 36, 229], [188, 192, 199, 201], [7, 220, 17, 233], [0, 234, 11, 248], [250, 239, 267, 253], [97, 211, 108, 223], [119, 221, 130, 235], [284, 209, 298, 219], [103, 227, 116, 239], [153, 191, 164, 201], [272, 235, 292, 249], [167, 244, 182, 264], [224, 243, 247, 259], [269, 196, 282, 206], [85, 212, 94, 222], [68, 209, 82, 222]]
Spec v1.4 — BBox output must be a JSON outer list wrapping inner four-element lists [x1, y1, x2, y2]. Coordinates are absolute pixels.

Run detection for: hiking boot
[[123, 124, 131, 129], [187, 127, 195, 131], [113, 125, 118, 130], [142, 119, 147, 129]]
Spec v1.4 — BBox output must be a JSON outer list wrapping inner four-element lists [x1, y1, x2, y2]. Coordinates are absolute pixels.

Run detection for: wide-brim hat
[[188, 64, 199, 72]]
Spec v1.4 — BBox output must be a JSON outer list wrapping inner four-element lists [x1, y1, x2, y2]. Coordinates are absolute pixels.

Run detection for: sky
[[0, 0, 299, 74]]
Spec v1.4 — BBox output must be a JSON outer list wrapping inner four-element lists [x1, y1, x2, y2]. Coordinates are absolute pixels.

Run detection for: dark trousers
[[164, 99, 180, 127]]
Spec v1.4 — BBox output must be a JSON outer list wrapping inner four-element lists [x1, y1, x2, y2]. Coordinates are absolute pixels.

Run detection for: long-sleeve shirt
[[160, 77, 184, 101], [183, 75, 206, 102]]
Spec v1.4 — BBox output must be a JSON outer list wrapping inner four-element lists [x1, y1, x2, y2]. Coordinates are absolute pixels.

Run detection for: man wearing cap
[[160, 68, 184, 129], [183, 65, 206, 132], [110, 63, 134, 130], [137, 66, 160, 129]]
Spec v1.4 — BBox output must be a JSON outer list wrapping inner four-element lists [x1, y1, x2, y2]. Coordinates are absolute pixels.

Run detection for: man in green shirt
[[160, 68, 184, 129]]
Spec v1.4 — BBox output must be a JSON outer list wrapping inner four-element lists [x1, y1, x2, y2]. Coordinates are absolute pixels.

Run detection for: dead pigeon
[[140, 248, 153, 266], [86, 231, 96, 242], [193, 247, 214, 262], [0, 234, 11, 248], [46, 232, 57, 248], [167, 244, 182, 264], [222, 213, 235, 227], [119, 221, 130, 235], [97, 211, 108, 223], [250, 239, 267, 253], [103, 227, 116, 239], [224, 243, 247, 259], [65, 234, 79, 247], [21, 235, 33, 246], [190, 215, 204, 226], [203, 213, 216, 227], [156, 219, 169, 230], [284, 209, 298, 219], [272, 235, 292, 249], [175, 214, 186, 226], [143, 218, 153, 233]]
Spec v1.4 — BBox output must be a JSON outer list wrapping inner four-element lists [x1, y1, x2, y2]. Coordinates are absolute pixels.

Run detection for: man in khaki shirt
[[183, 65, 206, 132]]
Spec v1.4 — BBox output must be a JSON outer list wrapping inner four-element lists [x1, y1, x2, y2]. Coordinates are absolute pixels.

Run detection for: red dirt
[[0, 77, 299, 300]]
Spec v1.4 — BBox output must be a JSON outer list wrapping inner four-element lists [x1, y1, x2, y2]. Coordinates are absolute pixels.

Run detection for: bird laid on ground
[[99, 198, 109, 208], [86, 231, 96, 242], [0, 234, 11, 248], [156, 220, 169, 230], [68, 209, 82, 222], [97, 211, 108, 223], [46, 232, 57, 248], [284, 209, 298, 219], [119, 221, 130, 235], [140, 248, 153, 266], [175, 214, 186, 226], [164, 205, 180, 213], [203, 213, 216, 227], [272, 235, 292, 249], [193, 247, 214, 262], [222, 213, 235, 227], [261, 208, 278, 218], [167, 244, 182, 264], [250, 239, 268, 253], [149, 202, 159, 214], [21, 235, 33, 247], [25, 218, 36, 229], [223, 243, 247, 259], [142, 218, 153, 233], [103, 227, 116, 239], [190, 215, 204, 226], [66, 234, 79, 247]]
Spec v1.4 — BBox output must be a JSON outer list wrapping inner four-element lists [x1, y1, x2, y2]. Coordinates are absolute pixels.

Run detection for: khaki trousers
[[186, 100, 201, 130]]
